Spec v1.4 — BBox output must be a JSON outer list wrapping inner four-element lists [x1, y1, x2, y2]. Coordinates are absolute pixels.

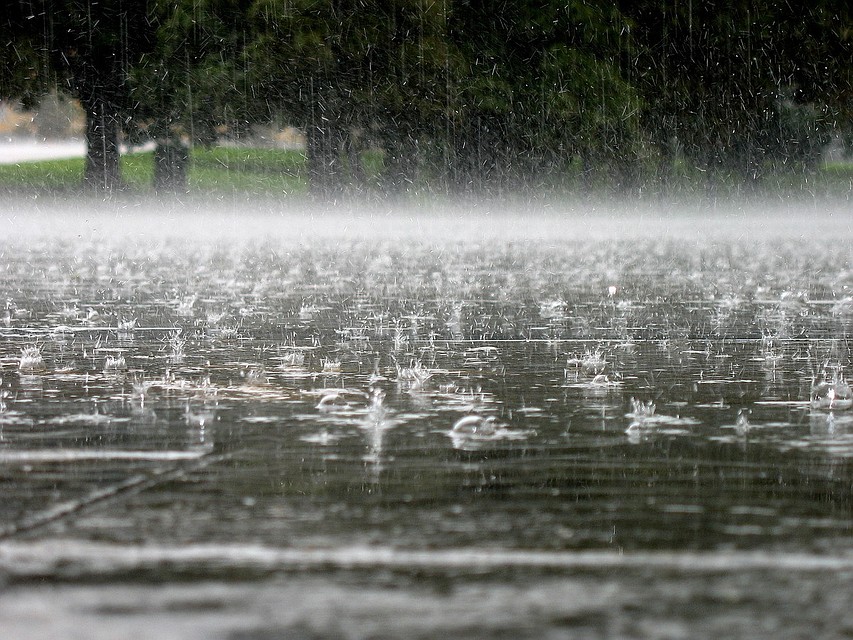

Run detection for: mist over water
[[4, 194, 849, 242]]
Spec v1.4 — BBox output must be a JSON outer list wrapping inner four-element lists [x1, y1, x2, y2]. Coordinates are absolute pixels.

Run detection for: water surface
[[2, 199, 853, 638]]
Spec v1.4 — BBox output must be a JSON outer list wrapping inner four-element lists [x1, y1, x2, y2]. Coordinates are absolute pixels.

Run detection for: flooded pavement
[[2, 199, 853, 638]]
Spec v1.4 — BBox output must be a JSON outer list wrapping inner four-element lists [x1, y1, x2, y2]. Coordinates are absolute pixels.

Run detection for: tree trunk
[[451, 117, 491, 194], [306, 124, 344, 198], [343, 132, 365, 190], [654, 129, 676, 196], [382, 132, 417, 195], [154, 140, 190, 193], [82, 96, 122, 192]]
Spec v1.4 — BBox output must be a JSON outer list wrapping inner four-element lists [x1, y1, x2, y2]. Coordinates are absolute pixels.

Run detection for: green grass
[[192, 146, 305, 175], [817, 162, 853, 190], [0, 156, 87, 191], [0, 145, 849, 200], [122, 152, 155, 190], [0, 146, 308, 196], [190, 147, 306, 194]]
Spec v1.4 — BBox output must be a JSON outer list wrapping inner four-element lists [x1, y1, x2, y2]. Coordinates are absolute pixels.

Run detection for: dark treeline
[[1, 0, 850, 196]]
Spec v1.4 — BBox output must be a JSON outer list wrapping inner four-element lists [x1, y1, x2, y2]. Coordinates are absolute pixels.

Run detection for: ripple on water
[[0, 231, 853, 562]]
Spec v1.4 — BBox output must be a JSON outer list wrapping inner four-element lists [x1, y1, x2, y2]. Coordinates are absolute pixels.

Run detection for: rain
[[0, 2, 852, 638]]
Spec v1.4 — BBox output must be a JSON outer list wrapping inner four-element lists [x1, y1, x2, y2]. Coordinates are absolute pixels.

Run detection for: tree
[[621, 0, 853, 193], [51, 1, 155, 191], [444, 1, 642, 193], [763, 0, 853, 172], [245, 0, 455, 196], [3, 0, 850, 197], [363, 0, 456, 193], [128, 0, 253, 191], [246, 0, 358, 195], [1, 2, 155, 192], [0, 2, 55, 110]]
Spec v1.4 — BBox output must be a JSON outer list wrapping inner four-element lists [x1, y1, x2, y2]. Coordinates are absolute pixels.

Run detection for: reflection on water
[[3, 208, 853, 635]]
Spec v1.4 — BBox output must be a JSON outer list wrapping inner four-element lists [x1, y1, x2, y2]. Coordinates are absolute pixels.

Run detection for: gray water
[[2, 199, 853, 638]]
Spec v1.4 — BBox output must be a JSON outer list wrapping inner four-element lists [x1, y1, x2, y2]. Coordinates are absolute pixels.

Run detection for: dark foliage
[[0, 1, 850, 195]]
